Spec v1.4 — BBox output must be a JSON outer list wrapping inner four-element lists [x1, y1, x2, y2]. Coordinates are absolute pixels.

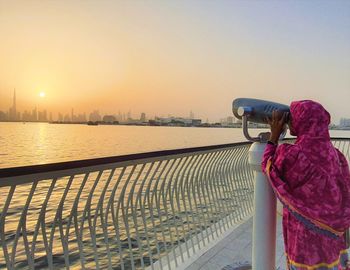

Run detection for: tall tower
[[190, 110, 194, 119], [13, 88, 16, 113], [9, 88, 17, 121]]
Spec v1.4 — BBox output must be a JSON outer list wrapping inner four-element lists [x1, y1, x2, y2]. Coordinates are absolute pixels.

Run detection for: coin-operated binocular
[[232, 98, 290, 270], [232, 98, 290, 142]]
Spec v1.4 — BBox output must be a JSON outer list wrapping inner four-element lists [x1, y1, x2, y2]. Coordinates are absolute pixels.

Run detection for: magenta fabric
[[261, 100, 350, 269]]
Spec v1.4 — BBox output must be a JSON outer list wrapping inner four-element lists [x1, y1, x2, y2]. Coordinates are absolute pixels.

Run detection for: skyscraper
[[9, 88, 17, 121], [13, 88, 16, 115]]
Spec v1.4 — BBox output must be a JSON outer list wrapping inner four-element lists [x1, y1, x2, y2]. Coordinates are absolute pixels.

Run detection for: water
[[1, 122, 350, 169]]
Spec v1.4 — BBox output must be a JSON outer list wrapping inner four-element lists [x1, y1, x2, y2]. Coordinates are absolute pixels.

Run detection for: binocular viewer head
[[232, 98, 290, 124]]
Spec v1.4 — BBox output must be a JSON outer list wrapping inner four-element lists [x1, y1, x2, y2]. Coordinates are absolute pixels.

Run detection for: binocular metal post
[[240, 114, 277, 270], [249, 142, 277, 270]]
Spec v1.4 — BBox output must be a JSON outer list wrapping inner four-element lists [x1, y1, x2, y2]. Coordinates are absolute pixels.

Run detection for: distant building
[[22, 110, 31, 121], [32, 108, 38, 121], [192, 119, 202, 126], [103, 115, 117, 123], [140, 113, 146, 122], [58, 113, 63, 122], [38, 110, 48, 122], [22, 108, 38, 122], [64, 114, 71, 122], [0, 111, 7, 121], [127, 111, 132, 121], [76, 113, 87, 122], [89, 110, 102, 122], [340, 118, 350, 127], [117, 111, 122, 122], [221, 116, 235, 126], [154, 117, 202, 127]]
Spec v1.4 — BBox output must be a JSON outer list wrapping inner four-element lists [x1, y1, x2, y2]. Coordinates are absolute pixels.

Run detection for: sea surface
[[1, 122, 350, 169]]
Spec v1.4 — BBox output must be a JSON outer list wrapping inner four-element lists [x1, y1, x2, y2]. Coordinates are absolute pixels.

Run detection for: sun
[[39, 91, 46, 98]]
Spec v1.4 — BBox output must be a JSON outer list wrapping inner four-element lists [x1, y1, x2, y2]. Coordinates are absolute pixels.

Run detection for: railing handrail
[[1, 136, 349, 179], [0, 141, 252, 179]]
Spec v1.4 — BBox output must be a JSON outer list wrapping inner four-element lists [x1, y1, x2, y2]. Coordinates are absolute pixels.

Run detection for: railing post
[[249, 142, 276, 270]]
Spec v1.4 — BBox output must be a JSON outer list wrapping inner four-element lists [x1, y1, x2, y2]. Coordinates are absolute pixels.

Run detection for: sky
[[0, 0, 349, 123]]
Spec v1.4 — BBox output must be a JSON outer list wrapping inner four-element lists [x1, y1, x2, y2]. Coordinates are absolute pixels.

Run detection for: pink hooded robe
[[261, 100, 350, 269]]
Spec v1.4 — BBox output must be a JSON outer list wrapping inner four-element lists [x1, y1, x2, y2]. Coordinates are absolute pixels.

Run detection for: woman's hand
[[266, 110, 289, 144]]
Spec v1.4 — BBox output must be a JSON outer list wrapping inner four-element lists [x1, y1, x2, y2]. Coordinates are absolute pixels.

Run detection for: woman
[[261, 100, 350, 270]]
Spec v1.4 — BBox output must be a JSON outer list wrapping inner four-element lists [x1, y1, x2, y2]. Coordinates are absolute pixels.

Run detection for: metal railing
[[0, 138, 349, 270]]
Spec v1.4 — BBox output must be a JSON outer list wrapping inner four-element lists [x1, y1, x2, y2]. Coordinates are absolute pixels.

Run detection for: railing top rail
[[1, 137, 349, 180], [0, 141, 252, 178]]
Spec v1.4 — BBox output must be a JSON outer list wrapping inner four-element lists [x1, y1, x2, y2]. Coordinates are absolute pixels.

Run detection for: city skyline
[[0, 88, 207, 123], [0, 1, 349, 123], [2, 88, 350, 127]]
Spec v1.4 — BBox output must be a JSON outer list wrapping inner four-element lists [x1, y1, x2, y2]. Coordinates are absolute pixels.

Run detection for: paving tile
[[185, 215, 285, 270], [199, 261, 223, 270], [185, 262, 202, 270]]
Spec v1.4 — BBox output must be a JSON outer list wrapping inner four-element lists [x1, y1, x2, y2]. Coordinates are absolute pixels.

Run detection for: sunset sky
[[0, 1, 349, 122]]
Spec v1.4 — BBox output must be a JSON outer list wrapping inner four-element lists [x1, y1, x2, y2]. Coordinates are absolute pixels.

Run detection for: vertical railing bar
[[139, 162, 162, 270], [219, 149, 237, 226], [66, 173, 90, 270], [215, 149, 234, 230], [182, 155, 202, 253], [92, 168, 116, 270], [194, 152, 213, 245], [232, 148, 243, 221], [227, 148, 242, 223], [237, 146, 251, 217], [345, 140, 350, 161], [155, 159, 177, 269], [242, 146, 252, 213], [149, 160, 173, 268], [31, 178, 57, 268], [171, 156, 191, 259], [135, 162, 157, 269], [163, 158, 183, 267], [48, 175, 74, 269], [91, 168, 116, 270], [210, 150, 230, 233], [80, 170, 104, 270], [238, 146, 249, 216], [206, 150, 226, 236], [233, 147, 246, 220], [237, 146, 250, 217], [242, 145, 254, 213], [165, 158, 186, 263], [144, 161, 166, 270], [0, 185, 16, 270], [10, 181, 38, 269], [126, 163, 147, 269], [184, 154, 205, 249], [187, 153, 207, 248], [177, 155, 197, 255], [105, 167, 127, 270], [118, 165, 138, 270], [200, 151, 220, 240]]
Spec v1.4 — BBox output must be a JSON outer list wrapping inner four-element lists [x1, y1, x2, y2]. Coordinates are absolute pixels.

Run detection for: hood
[[290, 100, 331, 139]]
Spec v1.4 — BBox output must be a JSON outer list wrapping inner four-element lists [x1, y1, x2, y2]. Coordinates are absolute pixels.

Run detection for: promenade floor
[[184, 215, 286, 270]]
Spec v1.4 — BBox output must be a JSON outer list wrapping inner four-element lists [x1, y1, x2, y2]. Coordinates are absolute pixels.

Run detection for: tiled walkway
[[185, 215, 286, 270]]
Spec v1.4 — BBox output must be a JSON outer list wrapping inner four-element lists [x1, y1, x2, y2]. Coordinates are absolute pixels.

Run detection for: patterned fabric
[[261, 100, 350, 270]]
